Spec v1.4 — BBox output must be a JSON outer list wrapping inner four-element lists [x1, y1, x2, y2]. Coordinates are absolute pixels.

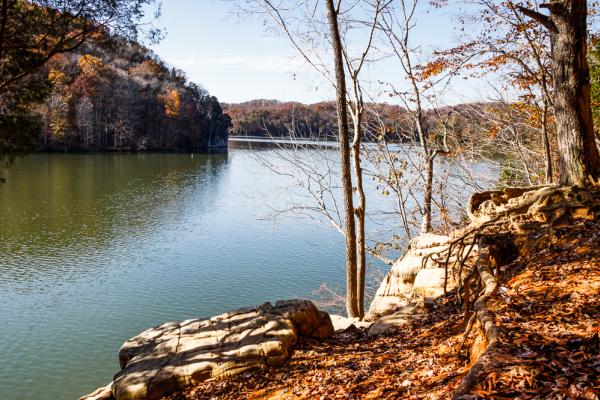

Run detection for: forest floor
[[165, 218, 600, 400]]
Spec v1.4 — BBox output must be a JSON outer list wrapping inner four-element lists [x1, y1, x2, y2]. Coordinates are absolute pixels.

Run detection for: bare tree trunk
[[421, 154, 434, 233], [541, 97, 553, 183], [352, 116, 366, 319], [521, 0, 600, 186], [414, 110, 434, 234], [325, 0, 359, 318]]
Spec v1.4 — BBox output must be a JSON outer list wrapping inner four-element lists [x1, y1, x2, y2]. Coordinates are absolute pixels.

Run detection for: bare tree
[[324, 0, 360, 317], [378, 0, 449, 234], [238, 0, 386, 318]]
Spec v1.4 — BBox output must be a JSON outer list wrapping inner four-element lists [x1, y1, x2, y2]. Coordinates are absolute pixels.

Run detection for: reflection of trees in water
[[0, 153, 229, 284]]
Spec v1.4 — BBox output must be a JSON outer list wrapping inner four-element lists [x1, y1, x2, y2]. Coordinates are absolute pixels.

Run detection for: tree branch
[[516, 5, 552, 30]]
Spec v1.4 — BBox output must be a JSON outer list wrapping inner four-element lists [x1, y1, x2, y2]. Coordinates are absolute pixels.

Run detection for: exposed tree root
[[453, 242, 501, 398], [450, 184, 600, 398], [160, 185, 600, 400]]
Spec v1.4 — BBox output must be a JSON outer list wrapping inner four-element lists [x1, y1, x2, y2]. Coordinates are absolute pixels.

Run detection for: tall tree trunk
[[521, 0, 600, 186], [541, 97, 553, 183], [352, 115, 366, 319], [550, 0, 600, 185], [421, 154, 434, 233], [415, 113, 433, 234], [325, 0, 360, 318]]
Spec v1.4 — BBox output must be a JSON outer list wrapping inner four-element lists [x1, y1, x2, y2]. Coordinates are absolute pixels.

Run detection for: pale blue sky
[[149, 0, 479, 104]]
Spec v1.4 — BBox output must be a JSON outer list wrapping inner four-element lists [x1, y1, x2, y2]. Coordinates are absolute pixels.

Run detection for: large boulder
[[111, 300, 333, 400], [365, 234, 451, 321], [413, 268, 448, 304]]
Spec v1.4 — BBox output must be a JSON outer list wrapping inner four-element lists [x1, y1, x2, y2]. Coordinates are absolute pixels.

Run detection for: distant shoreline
[[30, 146, 229, 155]]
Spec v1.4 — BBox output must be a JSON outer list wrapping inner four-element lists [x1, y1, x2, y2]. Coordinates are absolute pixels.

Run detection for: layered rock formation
[[366, 233, 476, 321], [83, 300, 333, 400]]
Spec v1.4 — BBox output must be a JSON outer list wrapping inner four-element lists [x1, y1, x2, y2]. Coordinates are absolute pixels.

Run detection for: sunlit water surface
[[0, 149, 490, 399]]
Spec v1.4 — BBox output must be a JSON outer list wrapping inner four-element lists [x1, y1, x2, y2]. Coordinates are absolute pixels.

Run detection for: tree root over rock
[[450, 184, 600, 398], [453, 242, 502, 398]]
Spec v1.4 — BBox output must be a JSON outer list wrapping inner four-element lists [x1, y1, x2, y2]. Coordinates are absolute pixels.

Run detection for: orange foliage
[[417, 59, 449, 80], [164, 89, 181, 118], [78, 54, 105, 74]]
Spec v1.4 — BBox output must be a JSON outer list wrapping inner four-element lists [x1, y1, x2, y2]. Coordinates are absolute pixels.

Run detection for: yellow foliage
[[48, 69, 67, 86], [164, 89, 181, 118], [78, 54, 104, 73]]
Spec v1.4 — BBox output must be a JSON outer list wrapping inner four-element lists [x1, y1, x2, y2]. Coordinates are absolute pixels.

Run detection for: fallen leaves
[[463, 221, 600, 399], [164, 219, 600, 400]]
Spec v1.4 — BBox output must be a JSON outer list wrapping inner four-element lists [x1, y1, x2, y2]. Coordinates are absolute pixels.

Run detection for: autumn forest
[[2, 1, 600, 400]]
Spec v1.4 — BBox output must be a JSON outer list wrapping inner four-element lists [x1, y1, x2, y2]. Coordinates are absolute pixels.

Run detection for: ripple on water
[[0, 151, 480, 400]]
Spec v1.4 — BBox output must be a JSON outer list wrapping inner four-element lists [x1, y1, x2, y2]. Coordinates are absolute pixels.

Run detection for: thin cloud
[[164, 53, 311, 73]]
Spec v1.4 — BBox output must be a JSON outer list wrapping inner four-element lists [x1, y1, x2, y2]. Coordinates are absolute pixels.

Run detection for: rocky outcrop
[[366, 233, 474, 321], [107, 300, 333, 400], [80, 383, 113, 400], [413, 268, 447, 305], [366, 234, 450, 320]]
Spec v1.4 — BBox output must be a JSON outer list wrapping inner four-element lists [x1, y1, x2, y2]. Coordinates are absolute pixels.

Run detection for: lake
[[0, 148, 489, 399]]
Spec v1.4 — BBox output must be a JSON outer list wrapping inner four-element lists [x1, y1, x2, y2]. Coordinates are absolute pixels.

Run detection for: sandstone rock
[[391, 254, 429, 281], [365, 296, 409, 321], [112, 300, 333, 400], [413, 268, 446, 289], [413, 268, 450, 304], [413, 244, 450, 257], [329, 314, 373, 331], [409, 233, 451, 250], [329, 314, 358, 331], [368, 313, 410, 336], [365, 234, 452, 321], [80, 383, 114, 400]]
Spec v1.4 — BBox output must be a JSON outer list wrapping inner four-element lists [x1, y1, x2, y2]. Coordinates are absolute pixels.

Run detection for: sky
[[149, 0, 483, 105]]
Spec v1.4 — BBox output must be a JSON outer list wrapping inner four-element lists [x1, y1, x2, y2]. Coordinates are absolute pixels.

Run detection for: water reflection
[[0, 149, 491, 400], [0, 151, 351, 400], [0, 154, 229, 288]]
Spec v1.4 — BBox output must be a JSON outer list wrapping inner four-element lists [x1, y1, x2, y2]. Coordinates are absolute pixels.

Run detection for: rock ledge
[[83, 299, 333, 400]]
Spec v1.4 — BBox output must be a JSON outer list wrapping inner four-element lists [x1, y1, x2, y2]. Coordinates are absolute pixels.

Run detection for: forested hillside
[[2, 38, 231, 153], [225, 100, 534, 145], [34, 39, 231, 152], [224, 99, 551, 185]]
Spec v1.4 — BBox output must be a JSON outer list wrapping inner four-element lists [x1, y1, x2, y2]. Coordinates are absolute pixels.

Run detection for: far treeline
[[0, 0, 230, 163], [225, 99, 547, 152], [37, 39, 231, 152]]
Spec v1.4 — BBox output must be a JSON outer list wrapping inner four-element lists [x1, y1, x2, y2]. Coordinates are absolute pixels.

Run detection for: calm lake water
[[0, 148, 490, 399]]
